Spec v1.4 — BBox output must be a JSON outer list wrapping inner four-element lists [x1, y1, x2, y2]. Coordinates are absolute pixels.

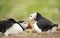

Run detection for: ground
[[0, 29, 60, 38]]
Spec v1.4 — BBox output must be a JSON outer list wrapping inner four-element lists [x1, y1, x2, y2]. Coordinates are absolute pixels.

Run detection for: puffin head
[[29, 12, 42, 23], [29, 12, 37, 21], [18, 21, 28, 29]]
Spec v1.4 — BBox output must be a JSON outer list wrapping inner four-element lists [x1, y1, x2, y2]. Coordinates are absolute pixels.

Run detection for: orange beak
[[26, 23, 32, 29], [26, 17, 35, 29]]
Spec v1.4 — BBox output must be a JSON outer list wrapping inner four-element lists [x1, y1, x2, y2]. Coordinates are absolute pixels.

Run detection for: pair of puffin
[[29, 12, 58, 33], [0, 12, 58, 36], [0, 18, 29, 36]]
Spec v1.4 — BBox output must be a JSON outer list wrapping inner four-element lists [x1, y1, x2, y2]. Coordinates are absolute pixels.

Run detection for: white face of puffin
[[29, 12, 37, 21], [20, 22, 28, 29]]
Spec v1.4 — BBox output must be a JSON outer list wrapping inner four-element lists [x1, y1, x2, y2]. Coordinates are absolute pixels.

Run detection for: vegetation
[[0, 0, 60, 25]]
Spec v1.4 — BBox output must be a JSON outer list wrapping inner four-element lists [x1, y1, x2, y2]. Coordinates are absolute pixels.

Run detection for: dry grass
[[0, 31, 60, 38]]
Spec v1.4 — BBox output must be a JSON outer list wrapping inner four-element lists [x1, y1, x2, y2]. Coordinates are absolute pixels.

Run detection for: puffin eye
[[30, 15, 32, 17], [24, 22, 26, 24]]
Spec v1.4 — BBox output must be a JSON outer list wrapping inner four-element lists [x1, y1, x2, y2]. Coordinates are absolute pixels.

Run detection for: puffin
[[0, 18, 28, 36], [29, 12, 58, 33]]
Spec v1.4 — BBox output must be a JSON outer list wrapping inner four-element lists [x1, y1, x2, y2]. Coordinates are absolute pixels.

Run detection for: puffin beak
[[26, 17, 35, 29], [30, 17, 35, 24], [26, 23, 32, 29]]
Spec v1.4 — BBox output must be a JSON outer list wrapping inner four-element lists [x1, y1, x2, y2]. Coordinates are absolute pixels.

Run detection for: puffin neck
[[17, 23, 25, 31]]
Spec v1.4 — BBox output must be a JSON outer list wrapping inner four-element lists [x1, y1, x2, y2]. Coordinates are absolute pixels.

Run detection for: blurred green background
[[0, 0, 60, 28]]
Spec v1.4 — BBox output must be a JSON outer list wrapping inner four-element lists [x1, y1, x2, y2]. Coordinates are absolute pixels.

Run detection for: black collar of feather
[[17, 22, 25, 31]]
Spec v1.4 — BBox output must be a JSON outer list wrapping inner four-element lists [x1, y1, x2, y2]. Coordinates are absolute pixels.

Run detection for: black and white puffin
[[0, 18, 28, 36], [29, 12, 58, 33]]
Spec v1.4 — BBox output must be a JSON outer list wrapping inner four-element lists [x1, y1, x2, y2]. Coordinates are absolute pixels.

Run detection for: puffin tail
[[53, 24, 58, 27]]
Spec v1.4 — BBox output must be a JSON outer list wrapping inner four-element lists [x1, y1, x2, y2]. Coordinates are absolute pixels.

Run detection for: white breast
[[33, 21, 42, 33], [4, 23, 23, 36]]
